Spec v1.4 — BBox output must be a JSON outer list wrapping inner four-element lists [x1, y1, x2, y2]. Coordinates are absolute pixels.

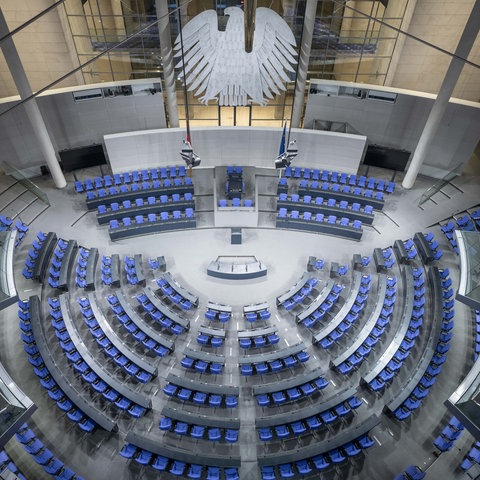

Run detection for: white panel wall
[[104, 127, 367, 174], [0, 81, 167, 173], [304, 81, 480, 175]]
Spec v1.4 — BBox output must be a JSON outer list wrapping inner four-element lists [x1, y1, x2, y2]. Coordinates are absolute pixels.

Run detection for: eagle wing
[[174, 10, 220, 99], [253, 8, 297, 102]]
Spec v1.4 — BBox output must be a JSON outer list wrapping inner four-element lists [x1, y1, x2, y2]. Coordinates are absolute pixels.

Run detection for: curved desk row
[[29, 295, 117, 431], [161, 406, 240, 429], [257, 414, 380, 466], [86, 183, 194, 210], [207, 301, 233, 314], [0, 231, 18, 310], [182, 347, 225, 365], [58, 240, 77, 290], [97, 200, 195, 225], [85, 248, 99, 289], [297, 278, 336, 323], [144, 287, 189, 329], [237, 325, 277, 339], [361, 265, 414, 386], [255, 386, 358, 428], [115, 292, 174, 351], [276, 216, 363, 241], [252, 367, 325, 397], [312, 271, 363, 344], [414, 232, 435, 264], [166, 373, 239, 396], [276, 272, 312, 306], [87, 292, 157, 375], [162, 272, 199, 307], [125, 431, 241, 468], [297, 185, 384, 210], [331, 274, 387, 368], [277, 199, 374, 225], [198, 325, 226, 338], [385, 267, 444, 413], [32, 232, 57, 282], [243, 302, 269, 314], [238, 342, 306, 365], [59, 294, 151, 409], [109, 216, 196, 241]]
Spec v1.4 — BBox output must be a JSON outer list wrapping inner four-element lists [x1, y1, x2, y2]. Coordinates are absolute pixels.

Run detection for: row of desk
[[97, 200, 195, 225], [115, 292, 175, 352], [276, 272, 311, 306], [252, 366, 325, 396], [361, 265, 415, 386], [87, 292, 157, 376], [255, 386, 357, 428], [86, 184, 194, 210], [331, 274, 387, 368], [59, 293, 151, 409], [0, 231, 18, 310], [58, 240, 77, 290], [277, 199, 374, 225], [237, 342, 306, 365], [297, 185, 384, 210], [28, 295, 117, 431], [125, 431, 241, 468], [257, 414, 380, 466], [32, 232, 57, 282], [276, 216, 363, 241], [385, 267, 444, 413], [144, 287, 190, 330], [109, 217, 196, 241], [161, 405, 240, 430], [312, 272, 363, 344], [162, 272, 199, 307], [166, 372, 239, 397], [296, 279, 335, 323], [183, 347, 225, 366]]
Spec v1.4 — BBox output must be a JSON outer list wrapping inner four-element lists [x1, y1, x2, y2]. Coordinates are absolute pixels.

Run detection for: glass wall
[[60, 0, 408, 127]]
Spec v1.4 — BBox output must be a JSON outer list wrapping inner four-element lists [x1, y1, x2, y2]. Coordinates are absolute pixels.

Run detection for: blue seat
[[170, 460, 186, 476], [258, 428, 273, 442]]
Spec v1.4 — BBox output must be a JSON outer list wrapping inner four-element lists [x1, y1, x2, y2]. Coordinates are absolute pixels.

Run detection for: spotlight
[[275, 139, 298, 169], [180, 140, 201, 168]]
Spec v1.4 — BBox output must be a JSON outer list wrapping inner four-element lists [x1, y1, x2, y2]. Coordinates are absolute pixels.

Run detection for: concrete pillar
[[0, 8, 66, 188], [402, 0, 480, 189], [156, 0, 179, 127], [291, 0, 317, 128]]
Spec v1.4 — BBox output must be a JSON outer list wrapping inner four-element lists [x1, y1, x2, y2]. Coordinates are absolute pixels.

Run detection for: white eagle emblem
[[174, 7, 297, 106]]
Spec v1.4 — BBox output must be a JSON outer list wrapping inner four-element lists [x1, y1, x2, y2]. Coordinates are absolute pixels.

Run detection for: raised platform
[[207, 256, 267, 280]]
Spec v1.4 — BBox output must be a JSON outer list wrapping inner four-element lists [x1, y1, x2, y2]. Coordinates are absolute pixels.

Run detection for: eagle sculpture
[[174, 7, 297, 106]]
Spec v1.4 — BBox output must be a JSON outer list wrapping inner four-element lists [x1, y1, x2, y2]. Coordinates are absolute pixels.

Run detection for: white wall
[[0, 80, 167, 173], [304, 80, 480, 175], [104, 127, 367, 174]]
